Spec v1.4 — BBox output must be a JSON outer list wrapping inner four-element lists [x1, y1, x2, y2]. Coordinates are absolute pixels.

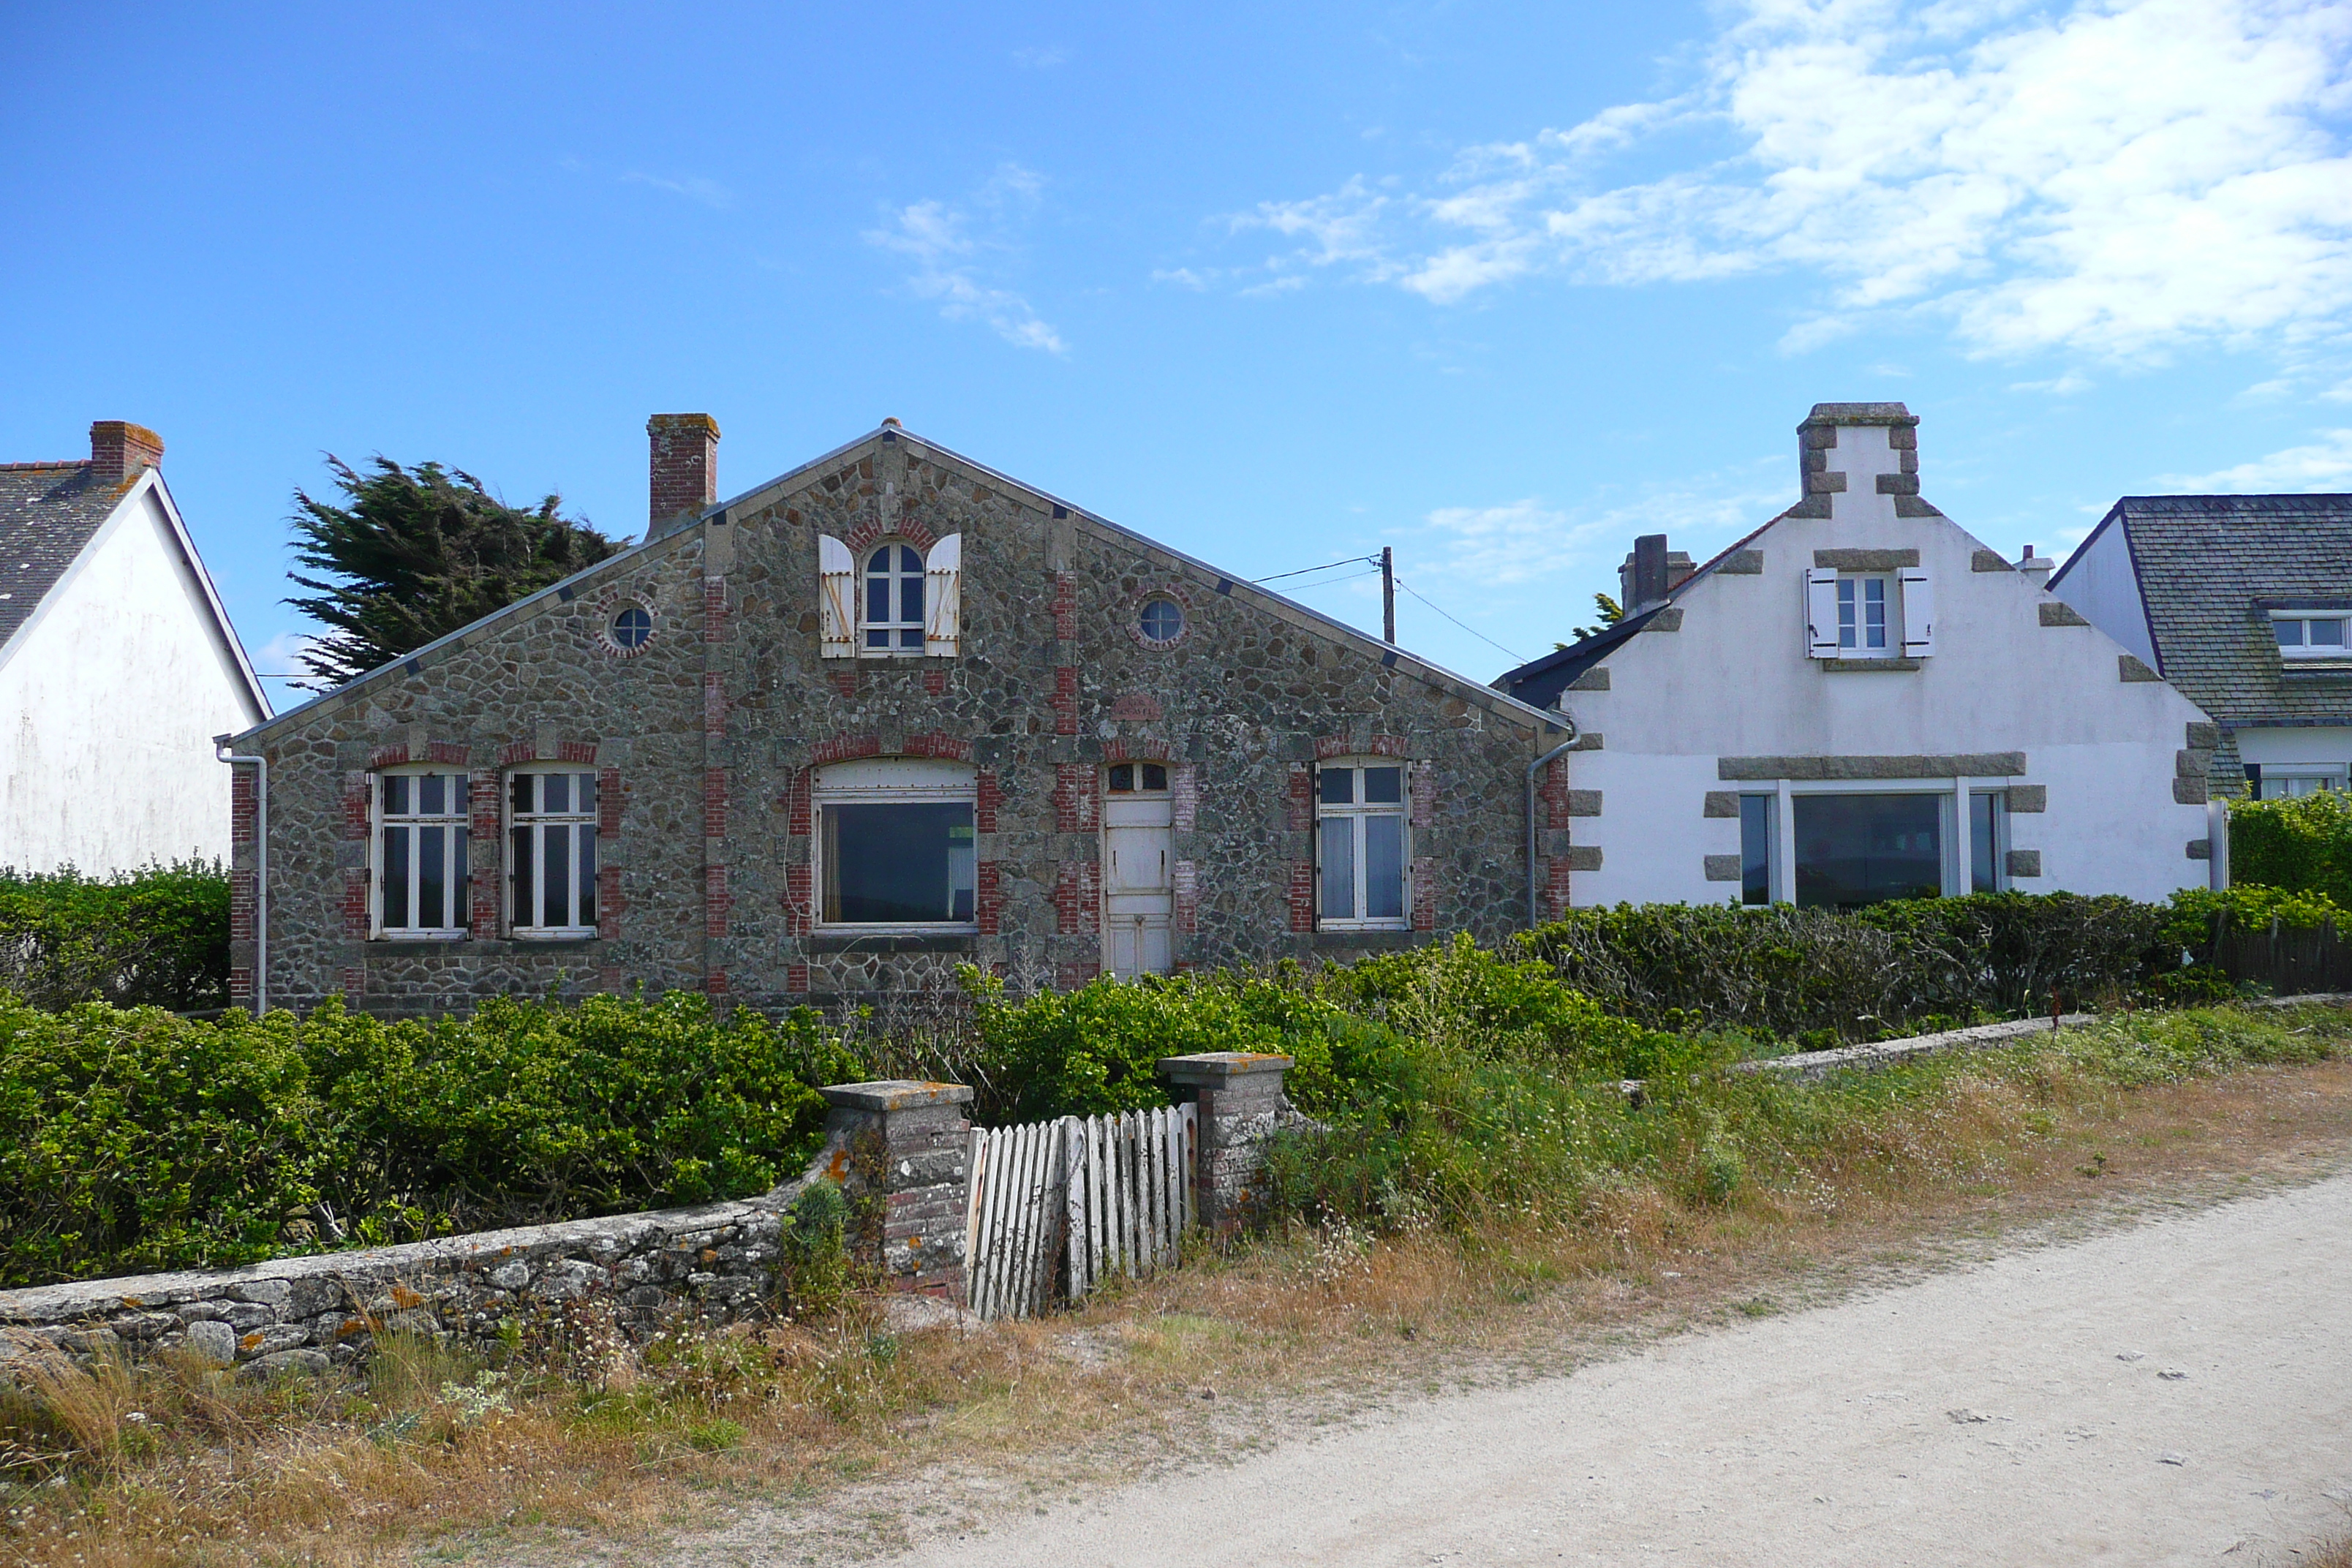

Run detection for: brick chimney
[[89, 421, 163, 486], [647, 413, 720, 534]]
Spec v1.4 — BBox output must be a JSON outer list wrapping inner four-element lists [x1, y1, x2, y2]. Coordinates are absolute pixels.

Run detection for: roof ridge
[[0, 460, 91, 472]]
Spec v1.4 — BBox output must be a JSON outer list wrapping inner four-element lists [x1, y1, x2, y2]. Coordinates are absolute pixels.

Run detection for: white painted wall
[[1558, 419, 2213, 908], [0, 480, 268, 872], [2049, 511, 2156, 667]]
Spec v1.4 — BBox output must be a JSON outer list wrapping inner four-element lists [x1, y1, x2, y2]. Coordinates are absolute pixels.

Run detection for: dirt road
[[892, 1173, 2352, 1567]]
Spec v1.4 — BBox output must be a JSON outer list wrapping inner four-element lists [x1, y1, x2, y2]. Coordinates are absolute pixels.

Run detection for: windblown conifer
[[286, 457, 618, 687]]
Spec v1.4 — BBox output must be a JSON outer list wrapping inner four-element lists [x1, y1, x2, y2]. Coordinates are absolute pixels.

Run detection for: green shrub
[[956, 963, 1346, 1124], [0, 990, 862, 1288], [2230, 791, 2352, 909], [0, 861, 230, 1011], [1509, 893, 2177, 1042]]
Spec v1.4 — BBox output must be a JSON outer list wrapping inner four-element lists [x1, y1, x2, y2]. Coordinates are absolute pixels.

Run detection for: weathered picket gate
[[963, 1104, 1196, 1321]]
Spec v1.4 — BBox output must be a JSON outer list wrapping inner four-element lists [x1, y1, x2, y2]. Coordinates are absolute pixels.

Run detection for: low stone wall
[[0, 1062, 1291, 1373], [0, 1195, 794, 1380]]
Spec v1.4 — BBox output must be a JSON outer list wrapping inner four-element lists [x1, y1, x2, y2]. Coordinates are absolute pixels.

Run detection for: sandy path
[[891, 1174, 2352, 1567]]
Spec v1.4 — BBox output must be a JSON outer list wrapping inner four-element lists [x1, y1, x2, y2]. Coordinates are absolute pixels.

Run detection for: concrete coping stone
[[820, 1080, 975, 1112], [1158, 1052, 1294, 1086]]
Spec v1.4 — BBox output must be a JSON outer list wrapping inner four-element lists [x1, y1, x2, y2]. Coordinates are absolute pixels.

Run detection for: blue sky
[[5, 1, 2349, 709]]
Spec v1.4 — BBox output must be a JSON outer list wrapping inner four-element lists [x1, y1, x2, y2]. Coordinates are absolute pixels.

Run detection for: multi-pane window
[[508, 771, 598, 936], [864, 543, 926, 652], [2273, 613, 2350, 657], [1837, 577, 1890, 653], [1107, 761, 1168, 793], [1318, 761, 1407, 929], [377, 769, 468, 938]]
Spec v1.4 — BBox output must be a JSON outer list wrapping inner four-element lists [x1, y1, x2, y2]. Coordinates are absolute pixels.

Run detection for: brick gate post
[[813, 1082, 974, 1300], [1157, 1053, 1294, 1237]]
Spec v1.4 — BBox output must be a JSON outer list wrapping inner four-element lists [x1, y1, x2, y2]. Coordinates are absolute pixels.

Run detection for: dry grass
[[6, 1045, 2352, 1567]]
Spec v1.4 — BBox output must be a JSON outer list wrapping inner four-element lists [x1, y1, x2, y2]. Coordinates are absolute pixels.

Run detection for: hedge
[[0, 861, 230, 1012], [2230, 791, 2352, 911], [0, 990, 860, 1289]]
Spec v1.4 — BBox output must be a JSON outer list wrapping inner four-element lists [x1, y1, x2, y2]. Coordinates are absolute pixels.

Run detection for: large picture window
[[1793, 792, 1942, 909], [1318, 760, 1407, 930], [815, 758, 976, 928], [508, 769, 598, 937], [377, 769, 468, 938]]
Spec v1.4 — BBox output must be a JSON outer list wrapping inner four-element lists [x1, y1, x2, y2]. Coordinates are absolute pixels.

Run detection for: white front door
[[1103, 790, 1174, 977]]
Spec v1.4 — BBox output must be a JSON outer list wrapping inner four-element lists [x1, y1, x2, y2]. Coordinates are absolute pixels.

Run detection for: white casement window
[[864, 541, 927, 652], [1317, 760, 1409, 930], [814, 757, 977, 930], [2257, 767, 2347, 799], [1806, 568, 1933, 660], [1969, 790, 2007, 894], [376, 768, 469, 938], [2272, 611, 2351, 659], [507, 770, 598, 938]]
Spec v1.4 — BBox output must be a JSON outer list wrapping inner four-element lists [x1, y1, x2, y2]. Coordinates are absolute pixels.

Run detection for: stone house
[[2, 421, 269, 873], [1493, 404, 2220, 908], [2050, 493, 2352, 804], [222, 416, 1570, 1015]]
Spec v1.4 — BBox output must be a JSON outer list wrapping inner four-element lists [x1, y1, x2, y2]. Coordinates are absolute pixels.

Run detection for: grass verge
[[4, 1002, 2351, 1567]]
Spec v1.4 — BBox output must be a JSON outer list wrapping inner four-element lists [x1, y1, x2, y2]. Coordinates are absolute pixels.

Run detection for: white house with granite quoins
[[222, 402, 2219, 1017], [1494, 404, 2220, 910]]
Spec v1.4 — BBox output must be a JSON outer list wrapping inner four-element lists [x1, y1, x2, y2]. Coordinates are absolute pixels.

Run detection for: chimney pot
[[89, 421, 163, 486], [647, 413, 720, 535]]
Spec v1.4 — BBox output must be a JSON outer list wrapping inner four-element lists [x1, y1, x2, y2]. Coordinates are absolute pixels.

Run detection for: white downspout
[[213, 738, 266, 1014]]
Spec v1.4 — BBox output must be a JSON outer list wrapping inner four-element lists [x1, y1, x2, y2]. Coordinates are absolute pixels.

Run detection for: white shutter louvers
[[1804, 568, 1839, 659], [924, 532, 963, 657], [1899, 567, 1934, 657], [818, 534, 854, 659]]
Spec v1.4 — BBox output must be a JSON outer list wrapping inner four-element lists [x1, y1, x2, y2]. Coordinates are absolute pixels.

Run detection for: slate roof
[[2062, 494, 2352, 728], [0, 461, 125, 650]]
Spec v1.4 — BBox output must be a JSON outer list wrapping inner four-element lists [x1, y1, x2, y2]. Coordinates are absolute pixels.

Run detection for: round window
[[610, 605, 652, 650], [1139, 598, 1184, 643]]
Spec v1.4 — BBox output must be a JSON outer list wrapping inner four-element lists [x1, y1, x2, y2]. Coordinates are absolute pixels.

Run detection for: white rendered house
[[1496, 403, 2220, 911], [0, 421, 269, 873]]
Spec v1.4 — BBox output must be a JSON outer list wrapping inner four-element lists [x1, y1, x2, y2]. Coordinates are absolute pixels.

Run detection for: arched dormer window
[[864, 542, 926, 652]]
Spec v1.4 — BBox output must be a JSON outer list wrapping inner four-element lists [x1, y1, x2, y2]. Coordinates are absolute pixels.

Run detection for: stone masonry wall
[[230, 426, 1564, 1015]]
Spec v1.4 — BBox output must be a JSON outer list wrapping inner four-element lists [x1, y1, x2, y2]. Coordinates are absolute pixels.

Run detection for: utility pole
[[1381, 546, 1395, 643]]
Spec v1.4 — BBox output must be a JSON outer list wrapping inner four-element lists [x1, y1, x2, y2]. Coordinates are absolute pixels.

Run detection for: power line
[[1393, 577, 1527, 663], [1254, 554, 1379, 584]]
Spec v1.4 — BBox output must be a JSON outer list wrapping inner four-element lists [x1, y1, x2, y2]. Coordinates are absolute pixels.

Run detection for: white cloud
[[1412, 465, 1790, 590], [2160, 427, 2352, 489], [253, 630, 323, 673], [866, 165, 1067, 354], [1227, 0, 2352, 360], [622, 172, 733, 209], [1011, 45, 1068, 69], [2010, 372, 2094, 394]]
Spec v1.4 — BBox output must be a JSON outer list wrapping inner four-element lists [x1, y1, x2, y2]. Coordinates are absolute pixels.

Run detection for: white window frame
[[2270, 609, 2352, 660], [1782, 780, 1959, 906], [1836, 575, 1895, 657], [374, 766, 470, 940], [2259, 766, 2348, 799], [812, 758, 979, 934], [1315, 758, 1411, 932], [505, 769, 599, 939], [861, 539, 928, 656]]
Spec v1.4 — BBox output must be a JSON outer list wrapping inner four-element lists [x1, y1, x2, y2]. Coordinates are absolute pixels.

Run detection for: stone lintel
[[1813, 549, 1919, 570], [1820, 657, 1923, 673], [1718, 752, 2027, 781]]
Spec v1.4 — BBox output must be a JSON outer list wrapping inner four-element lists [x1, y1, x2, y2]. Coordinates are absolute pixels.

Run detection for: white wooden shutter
[[1899, 567, 1934, 657], [818, 534, 854, 659], [1804, 568, 1839, 659], [924, 532, 962, 657]]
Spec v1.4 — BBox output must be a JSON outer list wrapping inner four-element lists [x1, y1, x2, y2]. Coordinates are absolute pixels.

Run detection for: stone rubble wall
[[0, 1193, 801, 1382]]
